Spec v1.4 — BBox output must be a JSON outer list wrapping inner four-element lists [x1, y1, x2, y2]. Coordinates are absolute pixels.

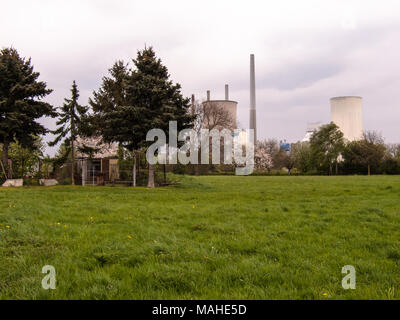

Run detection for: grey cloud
[[259, 60, 344, 90], [2, 0, 400, 156]]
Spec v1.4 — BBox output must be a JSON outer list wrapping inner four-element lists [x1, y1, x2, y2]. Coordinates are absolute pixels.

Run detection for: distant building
[[233, 129, 249, 145], [302, 122, 322, 142], [201, 86, 238, 130], [280, 140, 291, 152]]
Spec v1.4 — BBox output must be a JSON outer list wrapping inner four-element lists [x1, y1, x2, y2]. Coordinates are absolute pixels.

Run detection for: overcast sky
[[2, 0, 400, 155]]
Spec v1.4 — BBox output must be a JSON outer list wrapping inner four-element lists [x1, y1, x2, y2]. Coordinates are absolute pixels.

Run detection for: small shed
[[75, 136, 119, 186]]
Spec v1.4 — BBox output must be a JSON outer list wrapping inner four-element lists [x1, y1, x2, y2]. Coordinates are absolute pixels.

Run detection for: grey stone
[[39, 179, 58, 186], [2, 179, 23, 187]]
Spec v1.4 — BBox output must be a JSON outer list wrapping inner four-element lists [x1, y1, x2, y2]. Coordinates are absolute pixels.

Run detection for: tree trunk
[[0, 154, 7, 180], [71, 138, 75, 185], [2, 139, 11, 179], [163, 164, 167, 184], [335, 162, 338, 175], [38, 158, 42, 180], [147, 164, 155, 188], [21, 158, 25, 179], [9, 159, 12, 179], [368, 164, 371, 176], [132, 150, 136, 187], [329, 164, 333, 176], [137, 152, 140, 181]]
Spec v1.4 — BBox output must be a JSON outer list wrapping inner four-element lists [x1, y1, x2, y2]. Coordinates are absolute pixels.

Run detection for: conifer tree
[[92, 47, 194, 187], [125, 47, 194, 187], [0, 48, 56, 178], [49, 81, 88, 185], [89, 61, 136, 183], [89, 60, 129, 118]]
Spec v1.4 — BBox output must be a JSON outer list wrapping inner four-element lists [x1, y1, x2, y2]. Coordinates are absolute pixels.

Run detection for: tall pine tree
[[91, 47, 194, 187], [0, 48, 56, 179], [88, 60, 137, 183], [49, 81, 88, 185], [89, 60, 129, 118], [126, 47, 194, 187]]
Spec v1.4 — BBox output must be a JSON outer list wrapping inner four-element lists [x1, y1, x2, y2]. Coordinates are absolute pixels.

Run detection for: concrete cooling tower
[[330, 96, 363, 141], [201, 86, 238, 129]]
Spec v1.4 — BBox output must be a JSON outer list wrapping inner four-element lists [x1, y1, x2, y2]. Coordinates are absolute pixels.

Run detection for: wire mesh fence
[[0, 155, 237, 187]]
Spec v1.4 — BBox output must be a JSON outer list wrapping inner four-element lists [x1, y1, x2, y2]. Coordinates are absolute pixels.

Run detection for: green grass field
[[0, 175, 399, 299]]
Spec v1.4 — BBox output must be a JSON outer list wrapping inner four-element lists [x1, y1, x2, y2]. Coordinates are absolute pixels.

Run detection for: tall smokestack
[[191, 94, 195, 115], [225, 84, 229, 100], [207, 90, 210, 101], [249, 54, 257, 142]]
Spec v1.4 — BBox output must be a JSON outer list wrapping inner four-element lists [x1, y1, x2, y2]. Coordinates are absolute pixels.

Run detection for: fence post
[[82, 159, 86, 186]]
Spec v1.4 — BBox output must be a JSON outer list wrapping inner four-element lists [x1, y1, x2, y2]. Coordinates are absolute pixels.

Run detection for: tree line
[[1, 46, 399, 184], [255, 123, 400, 176], [0, 46, 194, 187]]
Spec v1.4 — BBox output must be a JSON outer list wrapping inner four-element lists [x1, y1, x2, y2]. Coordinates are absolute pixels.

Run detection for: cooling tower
[[330, 96, 363, 141], [201, 87, 238, 129]]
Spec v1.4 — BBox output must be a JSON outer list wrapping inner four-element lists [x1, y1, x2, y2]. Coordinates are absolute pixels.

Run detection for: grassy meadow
[[0, 175, 399, 299]]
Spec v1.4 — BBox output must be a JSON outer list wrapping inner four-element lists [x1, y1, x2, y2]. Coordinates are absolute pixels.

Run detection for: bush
[[380, 158, 400, 175], [24, 178, 39, 186], [60, 177, 72, 185]]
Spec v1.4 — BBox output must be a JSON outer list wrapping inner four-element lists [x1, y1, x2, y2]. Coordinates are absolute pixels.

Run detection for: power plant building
[[201, 86, 238, 130], [302, 122, 322, 142], [198, 54, 257, 142]]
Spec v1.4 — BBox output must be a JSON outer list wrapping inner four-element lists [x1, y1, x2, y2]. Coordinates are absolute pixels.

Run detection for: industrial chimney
[[191, 94, 195, 115], [225, 84, 229, 100], [249, 54, 257, 142]]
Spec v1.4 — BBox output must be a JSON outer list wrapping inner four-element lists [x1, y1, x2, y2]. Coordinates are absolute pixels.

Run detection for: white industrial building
[[302, 122, 323, 142]]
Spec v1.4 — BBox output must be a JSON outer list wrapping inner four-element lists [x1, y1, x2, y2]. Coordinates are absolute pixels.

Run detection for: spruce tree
[[89, 60, 136, 183], [0, 48, 56, 178], [125, 47, 194, 187], [91, 47, 194, 187], [49, 81, 88, 185], [89, 60, 129, 118]]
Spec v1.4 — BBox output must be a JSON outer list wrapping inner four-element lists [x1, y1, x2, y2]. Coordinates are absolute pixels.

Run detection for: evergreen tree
[[89, 60, 139, 185], [92, 47, 194, 187], [89, 61, 134, 181], [89, 60, 129, 121], [0, 48, 56, 178], [49, 81, 88, 185], [125, 47, 194, 187]]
